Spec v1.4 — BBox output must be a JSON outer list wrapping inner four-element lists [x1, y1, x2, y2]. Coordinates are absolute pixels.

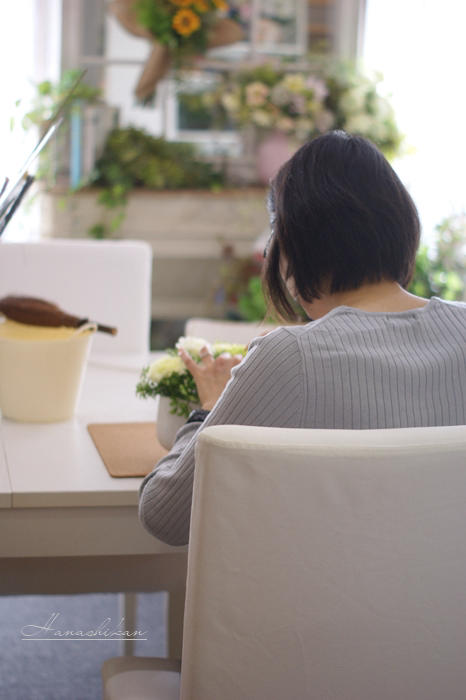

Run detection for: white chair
[[0, 238, 152, 357], [0, 238, 188, 658], [184, 317, 277, 345], [103, 423, 466, 699]]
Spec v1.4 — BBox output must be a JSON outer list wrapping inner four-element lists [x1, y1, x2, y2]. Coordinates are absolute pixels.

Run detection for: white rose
[[148, 354, 185, 382], [175, 336, 211, 358]]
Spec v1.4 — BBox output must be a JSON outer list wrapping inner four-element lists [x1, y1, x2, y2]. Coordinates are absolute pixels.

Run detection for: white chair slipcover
[[0, 238, 152, 356], [103, 423, 466, 699], [103, 658, 181, 700]]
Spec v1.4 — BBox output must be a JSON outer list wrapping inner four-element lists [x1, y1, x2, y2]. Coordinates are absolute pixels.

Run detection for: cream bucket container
[[0, 319, 96, 422]]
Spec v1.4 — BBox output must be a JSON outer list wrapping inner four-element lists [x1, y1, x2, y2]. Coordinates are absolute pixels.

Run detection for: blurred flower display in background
[[209, 58, 402, 158]]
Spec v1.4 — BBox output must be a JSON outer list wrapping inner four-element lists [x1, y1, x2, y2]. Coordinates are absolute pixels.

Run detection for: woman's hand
[[178, 346, 243, 411]]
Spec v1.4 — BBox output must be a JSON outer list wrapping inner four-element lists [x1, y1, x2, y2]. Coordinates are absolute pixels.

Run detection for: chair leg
[[118, 592, 138, 656], [167, 587, 185, 659]]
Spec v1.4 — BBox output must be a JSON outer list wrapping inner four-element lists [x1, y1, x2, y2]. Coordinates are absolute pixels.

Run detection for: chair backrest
[[181, 424, 466, 700], [184, 317, 277, 345], [0, 239, 152, 356]]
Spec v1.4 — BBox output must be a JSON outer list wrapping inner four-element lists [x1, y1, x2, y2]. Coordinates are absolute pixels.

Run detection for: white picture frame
[[208, 0, 308, 60], [163, 72, 241, 157]]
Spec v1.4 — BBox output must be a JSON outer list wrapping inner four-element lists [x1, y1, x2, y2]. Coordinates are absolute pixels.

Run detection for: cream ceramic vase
[[156, 395, 200, 450], [0, 319, 96, 422]]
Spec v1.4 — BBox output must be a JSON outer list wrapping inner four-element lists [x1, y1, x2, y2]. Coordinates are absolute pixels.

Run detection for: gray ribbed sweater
[[139, 297, 466, 545]]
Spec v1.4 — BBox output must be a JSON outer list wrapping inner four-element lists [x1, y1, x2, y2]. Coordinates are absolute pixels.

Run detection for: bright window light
[[0, 0, 61, 241], [364, 0, 466, 244]]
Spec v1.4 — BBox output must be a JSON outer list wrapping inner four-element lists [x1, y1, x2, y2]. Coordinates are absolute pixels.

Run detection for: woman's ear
[[286, 275, 299, 302], [277, 249, 300, 302]]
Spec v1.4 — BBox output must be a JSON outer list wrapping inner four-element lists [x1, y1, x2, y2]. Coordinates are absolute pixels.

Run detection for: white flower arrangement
[[136, 336, 247, 417]]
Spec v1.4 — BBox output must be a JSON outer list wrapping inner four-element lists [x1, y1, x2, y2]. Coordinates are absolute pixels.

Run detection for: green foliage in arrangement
[[88, 126, 224, 237], [137, 357, 199, 418], [92, 127, 223, 191], [135, 0, 224, 58], [136, 0, 175, 47]]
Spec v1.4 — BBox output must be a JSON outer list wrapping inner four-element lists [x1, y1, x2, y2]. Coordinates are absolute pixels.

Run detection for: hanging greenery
[[87, 126, 224, 238]]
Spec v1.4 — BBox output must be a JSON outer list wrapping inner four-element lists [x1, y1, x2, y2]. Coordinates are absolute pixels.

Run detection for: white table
[[0, 354, 187, 657]]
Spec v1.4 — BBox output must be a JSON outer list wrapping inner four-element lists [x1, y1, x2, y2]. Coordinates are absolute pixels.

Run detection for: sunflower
[[172, 8, 201, 36], [212, 0, 228, 9], [170, 0, 193, 7]]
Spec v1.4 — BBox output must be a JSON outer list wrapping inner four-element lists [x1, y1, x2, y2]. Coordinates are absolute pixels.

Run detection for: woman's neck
[[300, 281, 428, 320]]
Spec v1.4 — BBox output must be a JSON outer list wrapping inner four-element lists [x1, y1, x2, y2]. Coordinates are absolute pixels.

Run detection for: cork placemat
[[87, 422, 168, 478]]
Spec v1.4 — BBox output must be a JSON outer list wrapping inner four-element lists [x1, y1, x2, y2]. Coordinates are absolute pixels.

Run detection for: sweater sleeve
[[138, 327, 304, 546]]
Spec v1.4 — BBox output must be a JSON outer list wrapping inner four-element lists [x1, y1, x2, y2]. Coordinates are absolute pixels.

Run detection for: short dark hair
[[264, 131, 421, 320]]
